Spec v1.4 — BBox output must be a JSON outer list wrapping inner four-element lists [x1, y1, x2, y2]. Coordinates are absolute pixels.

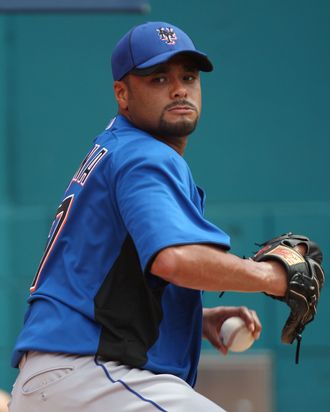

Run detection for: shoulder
[[93, 116, 192, 187]]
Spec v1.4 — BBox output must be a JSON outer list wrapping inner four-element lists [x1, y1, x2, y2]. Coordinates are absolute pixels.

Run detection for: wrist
[[261, 260, 287, 296]]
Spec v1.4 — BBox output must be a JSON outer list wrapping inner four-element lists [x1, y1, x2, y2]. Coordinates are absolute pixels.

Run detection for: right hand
[[202, 306, 262, 355]]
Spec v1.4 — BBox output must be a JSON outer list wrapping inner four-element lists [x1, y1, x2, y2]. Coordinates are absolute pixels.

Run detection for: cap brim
[[130, 50, 213, 76]]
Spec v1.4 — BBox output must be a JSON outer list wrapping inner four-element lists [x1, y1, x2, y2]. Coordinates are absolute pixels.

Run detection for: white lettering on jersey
[[72, 144, 108, 187]]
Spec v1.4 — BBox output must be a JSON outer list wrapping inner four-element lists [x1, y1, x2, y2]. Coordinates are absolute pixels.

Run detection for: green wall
[[1, 1, 329, 410]]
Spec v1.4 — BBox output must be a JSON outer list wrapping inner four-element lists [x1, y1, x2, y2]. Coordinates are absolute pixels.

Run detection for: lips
[[167, 103, 197, 114], [168, 106, 194, 113]]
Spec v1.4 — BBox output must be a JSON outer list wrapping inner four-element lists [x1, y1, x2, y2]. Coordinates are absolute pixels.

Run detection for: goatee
[[157, 118, 198, 139]]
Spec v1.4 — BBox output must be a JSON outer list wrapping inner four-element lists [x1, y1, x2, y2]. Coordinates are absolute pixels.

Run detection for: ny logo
[[157, 27, 177, 45]]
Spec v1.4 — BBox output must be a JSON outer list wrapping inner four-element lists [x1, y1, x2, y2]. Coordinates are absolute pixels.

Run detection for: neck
[[153, 134, 188, 156], [118, 111, 188, 156]]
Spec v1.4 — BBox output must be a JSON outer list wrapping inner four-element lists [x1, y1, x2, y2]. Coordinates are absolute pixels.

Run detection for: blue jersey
[[12, 115, 230, 386]]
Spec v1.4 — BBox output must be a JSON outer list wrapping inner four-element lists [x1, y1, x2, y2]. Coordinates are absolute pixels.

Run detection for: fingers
[[216, 306, 261, 354], [202, 307, 229, 355], [208, 330, 228, 355], [237, 306, 262, 340], [294, 243, 307, 256], [250, 310, 262, 340], [218, 338, 229, 356], [209, 305, 262, 340], [203, 306, 262, 355]]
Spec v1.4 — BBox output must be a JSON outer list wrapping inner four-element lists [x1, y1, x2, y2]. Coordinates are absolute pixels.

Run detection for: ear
[[113, 80, 129, 111]]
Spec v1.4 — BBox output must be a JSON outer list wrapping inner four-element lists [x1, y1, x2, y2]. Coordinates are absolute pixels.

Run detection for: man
[[9, 22, 292, 412]]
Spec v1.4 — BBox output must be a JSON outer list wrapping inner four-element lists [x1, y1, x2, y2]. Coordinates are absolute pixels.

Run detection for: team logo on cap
[[157, 27, 177, 45]]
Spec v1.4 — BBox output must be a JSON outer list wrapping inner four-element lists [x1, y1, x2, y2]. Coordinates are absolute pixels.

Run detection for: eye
[[151, 75, 167, 84], [183, 73, 198, 82]]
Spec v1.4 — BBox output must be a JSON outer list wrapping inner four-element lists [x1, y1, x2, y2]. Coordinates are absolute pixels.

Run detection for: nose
[[170, 78, 188, 99]]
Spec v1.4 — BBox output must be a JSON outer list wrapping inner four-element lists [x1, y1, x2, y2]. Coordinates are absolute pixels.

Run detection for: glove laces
[[295, 334, 302, 364]]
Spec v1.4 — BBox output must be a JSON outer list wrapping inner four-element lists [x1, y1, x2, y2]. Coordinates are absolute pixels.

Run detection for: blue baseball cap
[[111, 21, 213, 81]]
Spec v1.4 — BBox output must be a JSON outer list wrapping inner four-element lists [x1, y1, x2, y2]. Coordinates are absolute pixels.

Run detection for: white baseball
[[219, 316, 255, 352]]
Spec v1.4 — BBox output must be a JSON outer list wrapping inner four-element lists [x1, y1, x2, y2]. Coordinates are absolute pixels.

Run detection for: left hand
[[202, 306, 262, 355]]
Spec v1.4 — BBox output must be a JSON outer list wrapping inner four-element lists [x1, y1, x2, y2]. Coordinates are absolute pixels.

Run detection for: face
[[114, 55, 202, 144]]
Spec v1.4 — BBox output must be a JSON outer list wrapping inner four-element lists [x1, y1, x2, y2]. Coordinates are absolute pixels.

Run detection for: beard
[[126, 97, 200, 142], [155, 99, 199, 139], [157, 116, 198, 139]]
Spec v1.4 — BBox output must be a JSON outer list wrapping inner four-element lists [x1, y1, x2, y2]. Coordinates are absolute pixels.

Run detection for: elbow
[[150, 247, 181, 284]]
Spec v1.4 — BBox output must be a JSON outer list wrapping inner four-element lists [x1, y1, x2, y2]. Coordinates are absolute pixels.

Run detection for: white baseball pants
[[9, 352, 226, 412]]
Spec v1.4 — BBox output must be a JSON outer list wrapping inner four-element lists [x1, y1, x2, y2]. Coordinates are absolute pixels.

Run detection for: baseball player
[[8, 21, 318, 412]]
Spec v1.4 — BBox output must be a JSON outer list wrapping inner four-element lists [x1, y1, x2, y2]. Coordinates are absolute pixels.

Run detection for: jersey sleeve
[[112, 147, 230, 272]]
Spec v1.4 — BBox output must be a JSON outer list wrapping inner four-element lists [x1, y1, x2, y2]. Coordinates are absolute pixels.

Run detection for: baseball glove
[[252, 232, 325, 363]]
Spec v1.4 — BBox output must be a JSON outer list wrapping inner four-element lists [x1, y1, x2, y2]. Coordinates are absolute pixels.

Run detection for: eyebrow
[[150, 65, 168, 74], [151, 64, 199, 74]]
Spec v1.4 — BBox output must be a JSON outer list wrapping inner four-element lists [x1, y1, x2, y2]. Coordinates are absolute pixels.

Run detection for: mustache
[[164, 100, 197, 111]]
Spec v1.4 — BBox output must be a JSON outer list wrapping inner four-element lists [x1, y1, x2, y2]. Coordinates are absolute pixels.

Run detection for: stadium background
[[0, 0, 329, 410]]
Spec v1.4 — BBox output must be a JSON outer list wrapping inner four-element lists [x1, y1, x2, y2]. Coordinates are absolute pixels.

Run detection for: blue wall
[[0, 1, 329, 410]]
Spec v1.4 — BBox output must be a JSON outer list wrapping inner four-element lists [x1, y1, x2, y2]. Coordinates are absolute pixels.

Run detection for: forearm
[[151, 244, 287, 296]]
